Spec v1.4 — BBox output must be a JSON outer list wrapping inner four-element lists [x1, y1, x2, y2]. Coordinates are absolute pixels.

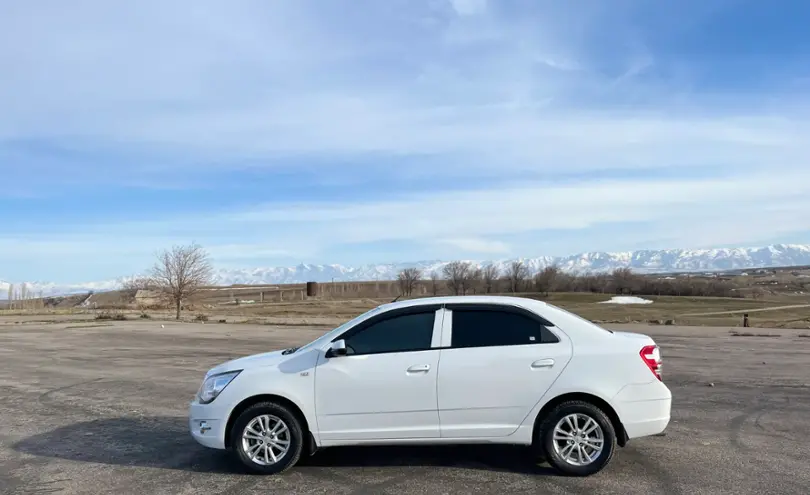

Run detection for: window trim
[[443, 303, 561, 349], [330, 304, 444, 356]]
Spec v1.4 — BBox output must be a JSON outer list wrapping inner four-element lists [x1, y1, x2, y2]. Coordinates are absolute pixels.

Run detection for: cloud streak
[[5, 169, 810, 263], [3, 0, 807, 179], [1, 0, 809, 281]]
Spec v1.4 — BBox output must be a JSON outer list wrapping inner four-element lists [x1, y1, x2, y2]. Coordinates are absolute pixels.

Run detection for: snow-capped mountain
[[2, 244, 810, 299], [206, 244, 810, 285], [0, 279, 125, 300]]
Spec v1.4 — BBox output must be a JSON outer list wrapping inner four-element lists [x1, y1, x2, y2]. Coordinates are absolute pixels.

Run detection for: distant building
[[135, 289, 163, 307]]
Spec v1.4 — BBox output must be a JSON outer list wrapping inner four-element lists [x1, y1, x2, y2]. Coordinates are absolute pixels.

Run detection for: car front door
[[314, 305, 445, 442], [437, 304, 572, 438]]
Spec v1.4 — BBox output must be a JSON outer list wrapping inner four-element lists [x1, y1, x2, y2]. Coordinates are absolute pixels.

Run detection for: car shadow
[[13, 416, 559, 476], [13, 416, 238, 474], [303, 444, 560, 476]]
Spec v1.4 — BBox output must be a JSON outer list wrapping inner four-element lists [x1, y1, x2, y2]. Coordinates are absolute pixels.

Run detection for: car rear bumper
[[612, 380, 672, 439], [189, 401, 227, 449], [622, 413, 670, 439]]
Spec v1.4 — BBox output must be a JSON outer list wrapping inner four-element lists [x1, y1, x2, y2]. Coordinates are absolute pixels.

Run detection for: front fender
[[216, 352, 319, 446]]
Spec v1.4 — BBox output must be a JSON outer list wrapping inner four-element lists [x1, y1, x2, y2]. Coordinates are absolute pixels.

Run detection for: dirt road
[[678, 303, 810, 317]]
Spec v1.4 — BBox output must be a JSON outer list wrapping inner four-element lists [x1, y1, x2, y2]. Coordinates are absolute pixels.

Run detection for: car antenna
[[391, 294, 402, 303]]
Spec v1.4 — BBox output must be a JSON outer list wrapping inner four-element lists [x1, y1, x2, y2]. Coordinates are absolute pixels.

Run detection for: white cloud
[[2, 0, 809, 280], [4, 169, 809, 266], [437, 237, 511, 254], [2, 0, 807, 181], [206, 244, 304, 260], [216, 169, 810, 238], [449, 0, 487, 16]]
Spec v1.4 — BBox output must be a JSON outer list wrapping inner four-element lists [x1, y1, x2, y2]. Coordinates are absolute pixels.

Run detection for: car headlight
[[197, 370, 241, 404]]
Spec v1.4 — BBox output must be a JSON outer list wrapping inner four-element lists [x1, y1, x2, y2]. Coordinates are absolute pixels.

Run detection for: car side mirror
[[325, 339, 347, 358]]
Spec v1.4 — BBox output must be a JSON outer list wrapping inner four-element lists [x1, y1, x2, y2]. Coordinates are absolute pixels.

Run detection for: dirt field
[[1, 318, 809, 494], [4, 291, 810, 329]]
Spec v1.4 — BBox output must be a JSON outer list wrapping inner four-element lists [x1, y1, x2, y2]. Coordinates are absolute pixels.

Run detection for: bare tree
[[611, 267, 637, 295], [468, 267, 484, 294], [534, 266, 560, 296], [443, 261, 474, 295], [122, 276, 157, 291], [429, 271, 440, 296], [506, 260, 530, 293], [592, 273, 610, 293], [482, 264, 500, 294], [148, 243, 214, 319], [397, 268, 422, 296], [7, 283, 12, 310]]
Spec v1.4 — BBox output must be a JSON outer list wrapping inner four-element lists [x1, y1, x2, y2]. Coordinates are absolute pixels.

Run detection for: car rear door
[[437, 303, 572, 438]]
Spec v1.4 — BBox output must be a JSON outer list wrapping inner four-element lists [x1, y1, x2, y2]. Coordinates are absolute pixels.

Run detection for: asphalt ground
[[1, 319, 809, 494]]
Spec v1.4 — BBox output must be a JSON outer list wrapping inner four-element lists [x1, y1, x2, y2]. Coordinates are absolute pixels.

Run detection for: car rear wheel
[[230, 401, 304, 474], [539, 400, 616, 476]]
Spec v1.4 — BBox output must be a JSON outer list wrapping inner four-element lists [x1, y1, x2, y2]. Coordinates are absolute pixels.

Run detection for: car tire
[[229, 401, 305, 475], [538, 400, 616, 476]]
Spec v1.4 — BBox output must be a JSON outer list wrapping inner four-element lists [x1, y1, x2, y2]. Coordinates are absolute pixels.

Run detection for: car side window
[[343, 311, 436, 355], [451, 309, 559, 348]]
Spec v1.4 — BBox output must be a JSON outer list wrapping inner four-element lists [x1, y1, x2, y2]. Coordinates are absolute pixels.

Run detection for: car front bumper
[[189, 400, 228, 449]]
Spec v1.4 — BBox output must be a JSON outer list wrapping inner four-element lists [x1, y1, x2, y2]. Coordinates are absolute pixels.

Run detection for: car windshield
[[289, 305, 385, 353]]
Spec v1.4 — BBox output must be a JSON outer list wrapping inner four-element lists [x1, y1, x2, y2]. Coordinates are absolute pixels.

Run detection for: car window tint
[[345, 311, 436, 355], [451, 309, 556, 348]]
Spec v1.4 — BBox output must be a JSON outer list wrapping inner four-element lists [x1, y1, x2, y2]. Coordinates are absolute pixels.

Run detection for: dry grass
[[4, 291, 808, 328], [152, 292, 810, 329], [0, 308, 91, 316], [524, 293, 809, 328], [6, 269, 810, 329]]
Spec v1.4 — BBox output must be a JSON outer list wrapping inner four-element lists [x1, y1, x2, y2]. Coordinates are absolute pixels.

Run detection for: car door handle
[[531, 359, 555, 369], [407, 364, 431, 373]]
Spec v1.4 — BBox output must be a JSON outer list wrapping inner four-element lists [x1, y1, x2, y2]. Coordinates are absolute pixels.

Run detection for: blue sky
[[2, 0, 810, 283]]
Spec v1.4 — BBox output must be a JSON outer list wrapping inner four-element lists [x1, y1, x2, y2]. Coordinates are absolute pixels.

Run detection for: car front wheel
[[540, 400, 616, 476], [230, 401, 304, 474]]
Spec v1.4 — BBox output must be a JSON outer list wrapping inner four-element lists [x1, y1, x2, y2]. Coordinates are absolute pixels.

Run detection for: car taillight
[[639, 345, 662, 381]]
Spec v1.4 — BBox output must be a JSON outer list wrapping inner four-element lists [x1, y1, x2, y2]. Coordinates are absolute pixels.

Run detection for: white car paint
[[315, 347, 442, 441], [189, 295, 671, 473], [435, 307, 575, 438]]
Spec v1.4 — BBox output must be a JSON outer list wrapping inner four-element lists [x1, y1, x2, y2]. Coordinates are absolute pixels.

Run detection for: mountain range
[[2, 243, 810, 299]]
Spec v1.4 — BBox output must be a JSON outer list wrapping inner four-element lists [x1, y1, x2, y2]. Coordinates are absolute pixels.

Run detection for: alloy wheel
[[551, 413, 605, 466], [240, 414, 292, 466]]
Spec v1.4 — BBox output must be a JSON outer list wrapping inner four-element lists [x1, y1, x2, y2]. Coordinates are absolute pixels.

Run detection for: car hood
[[207, 349, 288, 375]]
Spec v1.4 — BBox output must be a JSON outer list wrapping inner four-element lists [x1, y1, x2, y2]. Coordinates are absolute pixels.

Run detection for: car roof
[[378, 295, 547, 311], [374, 295, 614, 342]]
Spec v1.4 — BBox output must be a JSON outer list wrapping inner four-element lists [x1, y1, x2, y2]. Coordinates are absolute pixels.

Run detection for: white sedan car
[[189, 295, 671, 476]]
